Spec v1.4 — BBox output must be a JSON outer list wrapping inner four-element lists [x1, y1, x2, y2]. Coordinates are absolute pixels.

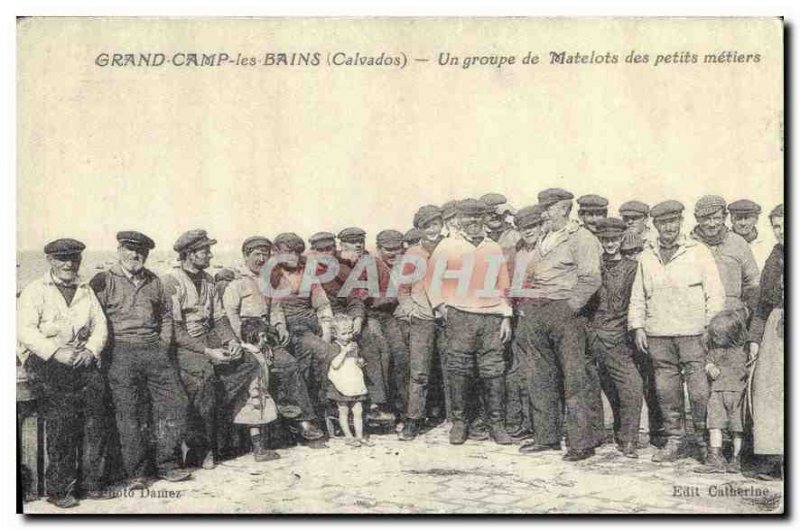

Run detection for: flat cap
[[241, 235, 272, 254], [479, 193, 508, 207], [274, 232, 306, 252], [495, 203, 516, 216], [620, 230, 644, 252], [538, 188, 574, 207], [117, 231, 155, 250], [337, 227, 366, 242], [594, 217, 627, 238], [441, 200, 459, 220], [694, 195, 727, 218], [173, 229, 217, 254], [44, 238, 86, 257], [651, 200, 685, 221], [619, 200, 650, 217], [727, 199, 762, 216], [577, 194, 609, 211], [376, 229, 405, 249], [403, 228, 423, 245], [515, 205, 546, 229], [308, 232, 336, 248], [413, 205, 443, 228], [457, 198, 490, 216], [769, 203, 784, 218]]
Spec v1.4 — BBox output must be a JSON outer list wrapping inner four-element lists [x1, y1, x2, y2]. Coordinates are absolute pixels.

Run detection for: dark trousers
[[360, 310, 410, 413], [26, 356, 112, 498], [444, 309, 505, 378], [588, 333, 643, 444], [635, 350, 665, 438], [176, 349, 260, 454], [648, 335, 709, 438], [270, 345, 317, 421], [287, 318, 339, 410], [398, 317, 437, 420], [516, 300, 604, 451], [108, 342, 188, 479], [505, 346, 533, 433]]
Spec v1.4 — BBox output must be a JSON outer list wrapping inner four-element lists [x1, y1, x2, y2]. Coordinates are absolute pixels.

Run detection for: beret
[[457, 198, 490, 216], [117, 231, 155, 250], [514, 205, 545, 229], [694, 195, 727, 218], [337, 227, 366, 241], [620, 230, 644, 252], [594, 217, 627, 237], [619, 200, 650, 217], [538, 188, 574, 207], [413, 205, 443, 228], [44, 238, 86, 256], [479, 193, 508, 207], [577, 194, 609, 211], [651, 200, 685, 220], [441, 200, 459, 220], [376, 229, 405, 249], [308, 232, 336, 248], [769, 203, 784, 218], [274, 232, 306, 252], [404, 228, 423, 244], [173, 229, 217, 254], [727, 199, 762, 216], [241, 235, 272, 254]]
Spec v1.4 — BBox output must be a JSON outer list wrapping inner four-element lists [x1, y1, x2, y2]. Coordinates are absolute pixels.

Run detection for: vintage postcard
[[16, 17, 784, 514]]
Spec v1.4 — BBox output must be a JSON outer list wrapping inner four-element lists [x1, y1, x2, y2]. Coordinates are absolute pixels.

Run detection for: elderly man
[[728, 199, 773, 272], [585, 218, 643, 458], [577, 194, 609, 235], [162, 230, 257, 470], [619, 200, 658, 245], [515, 189, 604, 461], [427, 198, 514, 446], [18, 239, 111, 508], [90, 231, 191, 488], [221, 235, 325, 445], [629, 200, 726, 463], [505, 204, 546, 441], [690, 195, 760, 315]]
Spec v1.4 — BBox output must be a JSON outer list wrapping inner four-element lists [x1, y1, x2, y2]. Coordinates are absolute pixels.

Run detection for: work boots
[[651, 437, 682, 463], [251, 429, 281, 462], [693, 447, 726, 474], [448, 373, 469, 445], [485, 377, 512, 445]]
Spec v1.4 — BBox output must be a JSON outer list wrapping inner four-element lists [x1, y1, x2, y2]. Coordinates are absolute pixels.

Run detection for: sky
[[17, 18, 783, 252]]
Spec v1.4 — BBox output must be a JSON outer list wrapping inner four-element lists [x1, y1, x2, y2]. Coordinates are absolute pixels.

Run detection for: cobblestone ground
[[25, 423, 783, 515]]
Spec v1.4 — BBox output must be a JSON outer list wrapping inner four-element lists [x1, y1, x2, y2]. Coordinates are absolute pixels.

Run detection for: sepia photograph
[[15, 16, 784, 515]]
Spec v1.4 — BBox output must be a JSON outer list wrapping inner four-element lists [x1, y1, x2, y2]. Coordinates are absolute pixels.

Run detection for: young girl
[[694, 310, 749, 474], [327, 314, 372, 447]]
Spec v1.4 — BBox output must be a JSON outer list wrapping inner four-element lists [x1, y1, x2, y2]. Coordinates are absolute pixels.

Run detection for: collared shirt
[[18, 271, 108, 362], [629, 236, 725, 337], [522, 220, 602, 311], [221, 264, 287, 340], [426, 233, 513, 317], [90, 264, 172, 346]]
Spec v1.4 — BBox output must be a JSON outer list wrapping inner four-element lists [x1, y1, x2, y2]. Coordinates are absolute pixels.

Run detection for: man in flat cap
[[485, 203, 521, 270], [413, 205, 445, 255], [18, 239, 111, 507], [440, 200, 460, 238], [619, 200, 658, 246], [690, 195, 759, 315], [504, 204, 547, 442], [728, 199, 771, 272], [426, 198, 514, 446], [403, 228, 423, 248], [620, 230, 644, 262], [90, 231, 191, 488], [162, 230, 257, 469], [309, 231, 367, 331], [577, 194, 609, 235], [269, 232, 337, 436], [515, 189, 604, 461], [585, 218, 644, 458], [629, 200, 725, 463], [221, 236, 325, 446]]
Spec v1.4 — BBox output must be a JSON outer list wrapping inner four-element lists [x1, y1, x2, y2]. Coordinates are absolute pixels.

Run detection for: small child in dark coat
[[694, 310, 748, 474]]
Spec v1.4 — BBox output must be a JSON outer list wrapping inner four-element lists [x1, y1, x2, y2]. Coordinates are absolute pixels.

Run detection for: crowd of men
[[17, 188, 784, 509]]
